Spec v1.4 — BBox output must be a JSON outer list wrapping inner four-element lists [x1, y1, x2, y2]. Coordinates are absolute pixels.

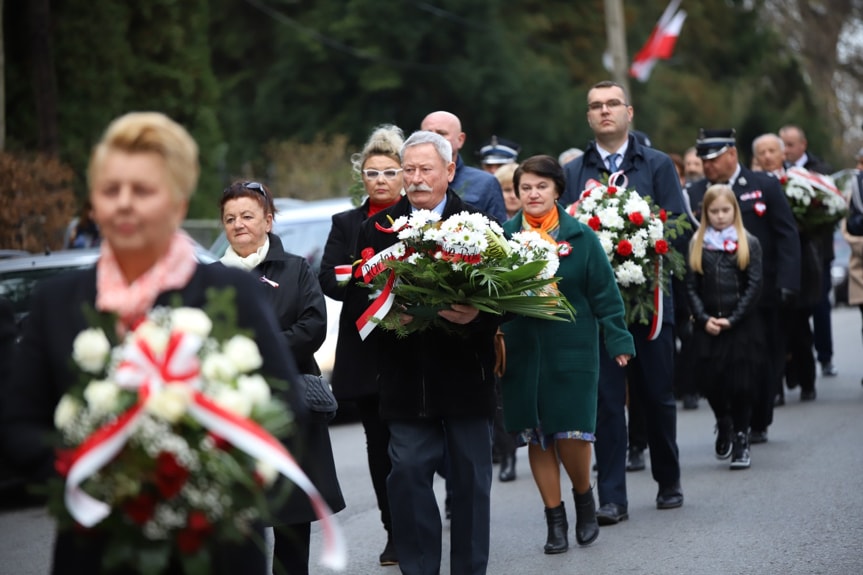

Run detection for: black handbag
[[300, 373, 338, 420]]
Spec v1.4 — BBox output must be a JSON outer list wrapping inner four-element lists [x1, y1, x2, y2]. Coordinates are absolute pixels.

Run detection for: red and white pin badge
[[754, 201, 767, 217]]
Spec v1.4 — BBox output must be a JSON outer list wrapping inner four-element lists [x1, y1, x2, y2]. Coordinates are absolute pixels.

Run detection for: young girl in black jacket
[[685, 185, 763, 469]]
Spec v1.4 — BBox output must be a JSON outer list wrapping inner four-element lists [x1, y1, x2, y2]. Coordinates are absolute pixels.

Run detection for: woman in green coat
[[500, 155, 635, 555]]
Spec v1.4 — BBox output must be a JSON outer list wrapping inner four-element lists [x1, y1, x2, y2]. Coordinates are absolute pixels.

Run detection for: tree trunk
[[29, 0, 58, 156]]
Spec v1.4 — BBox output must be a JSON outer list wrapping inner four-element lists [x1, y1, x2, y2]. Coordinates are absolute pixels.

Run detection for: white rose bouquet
[[355, 210, 574, 337], [571, 175, 689, 327], [47, 291, 345, 574]]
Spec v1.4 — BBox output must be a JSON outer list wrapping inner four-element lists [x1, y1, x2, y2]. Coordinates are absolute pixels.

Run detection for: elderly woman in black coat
[[318, 124, 405, 567], [219, 181, 345, 575]]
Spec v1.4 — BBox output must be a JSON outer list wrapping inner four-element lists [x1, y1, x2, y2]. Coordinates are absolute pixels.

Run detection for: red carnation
[[155, 452, 189, 499], [628, 212, 644, 226], [616, 240, 633, 256], [780, 176, 788, 185], [607, 186, 617, 196], [659, 209, 667, 222], [123, 492, 158, 525], [581, 190, 591, 199], [588, 216, 602, 231], [655, 239, 669, 254]]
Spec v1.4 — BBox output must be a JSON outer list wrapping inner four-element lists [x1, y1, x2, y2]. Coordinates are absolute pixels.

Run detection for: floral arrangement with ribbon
[[47, 292, 346, 574], [780, 166, 847, 234], [570, 173, 689, 337], [355, 210, 575, 338]]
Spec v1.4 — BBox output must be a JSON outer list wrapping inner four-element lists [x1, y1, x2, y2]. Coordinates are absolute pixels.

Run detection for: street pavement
[[2, 307, 862, 575]]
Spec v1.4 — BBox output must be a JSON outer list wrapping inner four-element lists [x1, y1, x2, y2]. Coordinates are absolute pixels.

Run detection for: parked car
[[210, 197, 355, 379]]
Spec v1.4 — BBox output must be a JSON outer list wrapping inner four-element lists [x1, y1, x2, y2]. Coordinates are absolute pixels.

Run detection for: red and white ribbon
[[647, 259, 663, 341], [787, 166, 842, 198], [64, 331, 347, 570], [334, 265, 353, 283], [355, 243, 406, 340]]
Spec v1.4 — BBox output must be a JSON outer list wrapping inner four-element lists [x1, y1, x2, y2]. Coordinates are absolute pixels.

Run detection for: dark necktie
[[607, 153, 621, 173]]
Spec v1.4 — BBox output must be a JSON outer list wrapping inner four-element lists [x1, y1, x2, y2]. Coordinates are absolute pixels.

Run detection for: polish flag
[[629, 0, 687, 82]]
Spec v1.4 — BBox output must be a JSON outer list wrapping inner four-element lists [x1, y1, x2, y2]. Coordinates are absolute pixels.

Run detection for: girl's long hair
[[689, 184, 750, 273]]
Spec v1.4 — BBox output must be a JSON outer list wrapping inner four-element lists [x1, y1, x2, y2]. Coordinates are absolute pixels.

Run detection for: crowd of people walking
[[2, 78, 861, 575]]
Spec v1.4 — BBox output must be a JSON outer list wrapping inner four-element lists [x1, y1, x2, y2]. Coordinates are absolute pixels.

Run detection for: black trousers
[[750, 306, 784, 433], [355, 394, 394, 533], [783, 307, 816, 394], [272, 523, 310, 575]]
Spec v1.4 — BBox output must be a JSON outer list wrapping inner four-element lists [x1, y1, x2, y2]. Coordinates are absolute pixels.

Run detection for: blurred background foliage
[[3, 0, 862, 225]]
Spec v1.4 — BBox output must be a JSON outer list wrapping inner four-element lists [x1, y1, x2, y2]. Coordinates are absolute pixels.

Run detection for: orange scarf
[[522, 208, 560, 246], [96, 231, 198, 328]]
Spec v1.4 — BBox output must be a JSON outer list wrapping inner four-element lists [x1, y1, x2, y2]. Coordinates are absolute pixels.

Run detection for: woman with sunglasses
[[318, 124, 404, 567], [219, 180, 345, 575]]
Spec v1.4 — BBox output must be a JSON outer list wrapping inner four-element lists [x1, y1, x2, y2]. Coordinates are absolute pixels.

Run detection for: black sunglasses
[[242, 181, 268, 198]]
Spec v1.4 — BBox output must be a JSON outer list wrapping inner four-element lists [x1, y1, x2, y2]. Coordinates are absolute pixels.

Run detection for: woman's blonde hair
[[87, 112, 199, 201], [350, 124, 404, 175], [689, 184, 750, 273], [493, 162, 518, 187]]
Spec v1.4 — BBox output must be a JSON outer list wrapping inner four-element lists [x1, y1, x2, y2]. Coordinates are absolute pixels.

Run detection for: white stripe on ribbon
[[787, 167, 842, 198], [356, 272, 396, 340], [334, 265, 352, 283], [647, 259, 663, 340]]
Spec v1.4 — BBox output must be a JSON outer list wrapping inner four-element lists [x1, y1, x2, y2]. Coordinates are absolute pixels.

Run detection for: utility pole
[[604, 0, 632, 99]]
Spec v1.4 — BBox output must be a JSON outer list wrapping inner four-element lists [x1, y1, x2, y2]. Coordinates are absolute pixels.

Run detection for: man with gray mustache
[[344, 130, 499, 575]]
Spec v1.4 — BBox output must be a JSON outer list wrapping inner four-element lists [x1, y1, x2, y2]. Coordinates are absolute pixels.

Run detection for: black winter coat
[[254, 233, 327, 375], [318, 201, 382, 400], [250, 233, 345, 524], [344, 192, 499, 421], [688, 166, 800, 304], [685, 233, 763, 329]]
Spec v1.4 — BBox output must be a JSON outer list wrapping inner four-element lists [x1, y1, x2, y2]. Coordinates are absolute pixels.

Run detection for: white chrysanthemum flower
[[631, 235, 648, 259], [54, 395, 82, 431], [623, 196, 651, 218], [405, 252, 423, 265], [598, 207, 625, 230], [170, 308, 212, 338], [596, 231, 615, 257], [72, 328, 111, 373], [83, 380, 120, 415], [223, 335, 262, 373], [615, 260, 646, 286], [408, 209, 440, 228], [389, 215, 409, 231], [648, 219, 665, 241]]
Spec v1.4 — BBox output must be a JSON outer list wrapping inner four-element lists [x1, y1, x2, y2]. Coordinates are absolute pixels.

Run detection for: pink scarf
[[96, 231, 198, 327]]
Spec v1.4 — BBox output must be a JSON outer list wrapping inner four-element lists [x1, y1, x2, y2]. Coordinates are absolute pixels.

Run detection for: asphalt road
[[2, 307, 862, 575]]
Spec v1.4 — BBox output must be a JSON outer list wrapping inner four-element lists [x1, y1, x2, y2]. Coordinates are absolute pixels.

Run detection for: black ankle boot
[[573, 487, 599, 546], [543, 502, 569, 554], [499, 453, 516, 482]]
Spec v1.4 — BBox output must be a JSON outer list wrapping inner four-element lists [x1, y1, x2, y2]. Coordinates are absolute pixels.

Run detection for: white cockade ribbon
[[64, 330, 347, 570]]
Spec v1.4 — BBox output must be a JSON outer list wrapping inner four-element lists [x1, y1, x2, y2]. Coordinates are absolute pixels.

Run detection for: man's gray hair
[[752, 133, 784, 154], [401, 130, 452, 165]]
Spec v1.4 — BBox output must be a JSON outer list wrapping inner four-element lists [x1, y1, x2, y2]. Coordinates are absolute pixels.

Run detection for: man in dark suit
[[562, 80, 688, 525], [421, 111, 507, 223], [687, 129, 801, 444], [346, 130, 498, 575], [779, 125, 838, 379]]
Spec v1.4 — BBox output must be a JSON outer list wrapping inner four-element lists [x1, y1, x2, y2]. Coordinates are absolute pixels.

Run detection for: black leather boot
[[573, 487, 599, 546], [499, 453, 516, 482], [543, 502, 569, 554]]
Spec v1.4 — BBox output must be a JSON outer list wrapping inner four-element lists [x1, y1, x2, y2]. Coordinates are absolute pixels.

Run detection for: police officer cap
[[695, 128, 736, 160], [478, 136, 520, 165]]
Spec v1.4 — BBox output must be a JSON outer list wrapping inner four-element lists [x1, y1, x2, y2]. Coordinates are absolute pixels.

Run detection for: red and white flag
[[629, 0, 687, 82]]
